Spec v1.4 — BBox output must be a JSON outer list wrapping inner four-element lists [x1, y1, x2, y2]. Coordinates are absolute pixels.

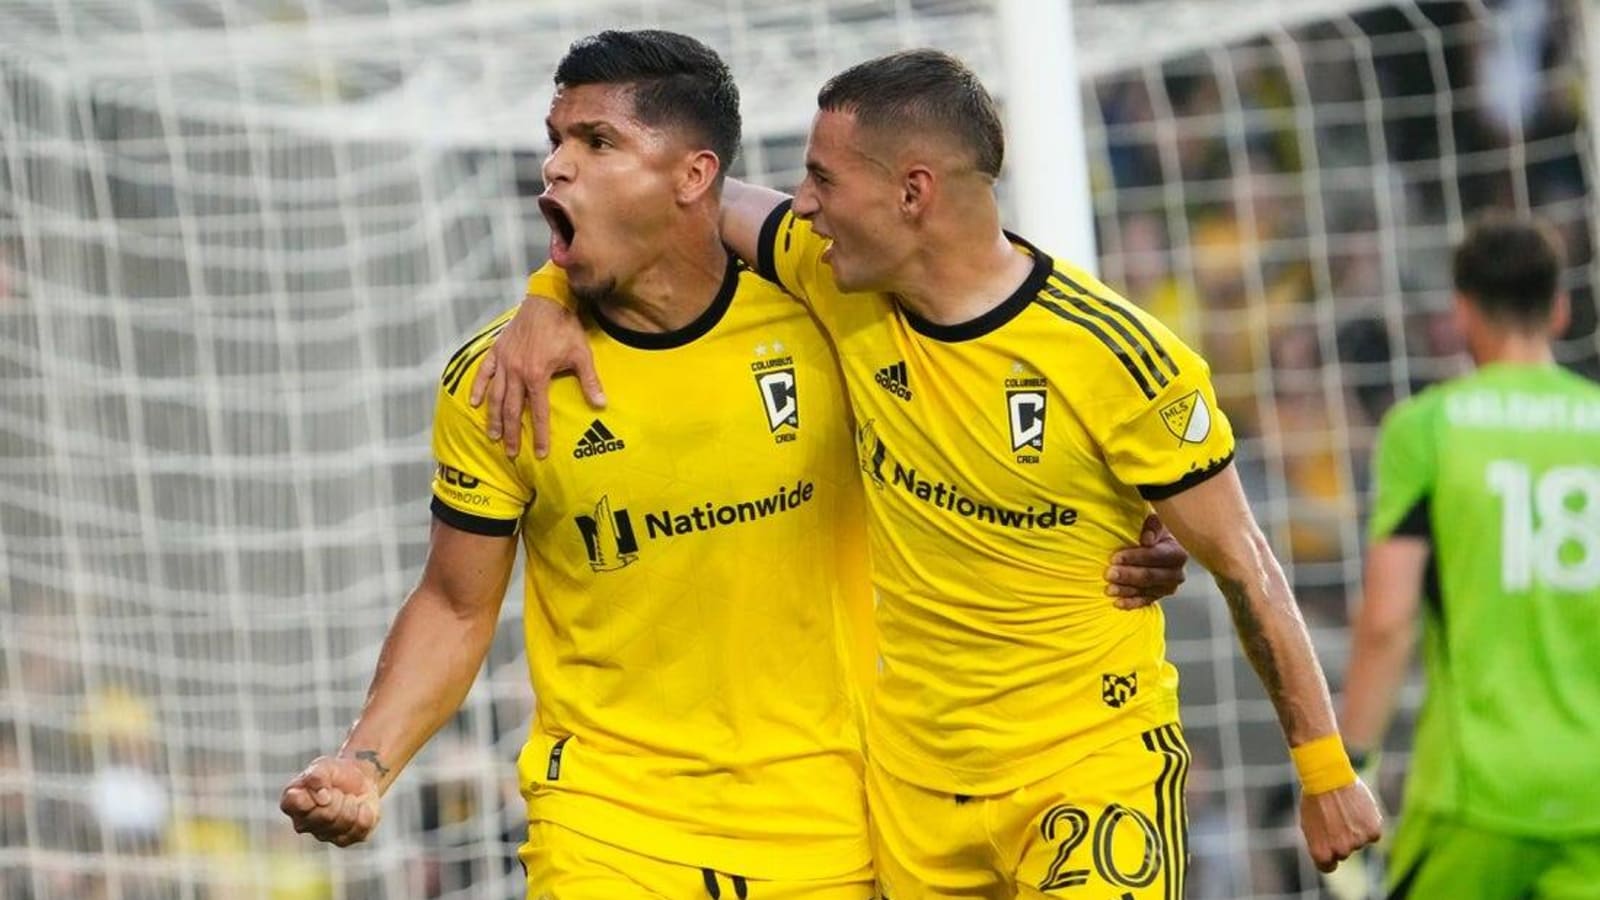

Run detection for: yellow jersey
[[430, 256, 874, 878], [756, 202, 1236, 795]]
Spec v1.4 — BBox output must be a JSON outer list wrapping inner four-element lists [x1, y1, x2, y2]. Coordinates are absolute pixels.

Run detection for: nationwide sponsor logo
[[856, 421, 1077, 529], [573, 482, 817, 572], [574, 496, 639, 571], [644, 481, 814, 538], [1159, 390, 1212, 444], [573, 419, 625, 458], [1102, 672, 1138, 708], [875, 361, 913, 401]]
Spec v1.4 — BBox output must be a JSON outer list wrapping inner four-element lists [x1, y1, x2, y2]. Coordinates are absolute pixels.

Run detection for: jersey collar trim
[[593, 254, 741, 351], [899, 232, 1053, 343]]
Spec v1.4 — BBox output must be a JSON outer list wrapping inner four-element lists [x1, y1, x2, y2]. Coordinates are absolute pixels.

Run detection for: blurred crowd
[[1091, 1, 1593, 893]]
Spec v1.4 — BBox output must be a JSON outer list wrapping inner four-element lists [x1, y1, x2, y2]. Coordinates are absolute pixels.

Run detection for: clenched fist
[[1301, 777, 1383, 872], [280, 755, 382, 846]]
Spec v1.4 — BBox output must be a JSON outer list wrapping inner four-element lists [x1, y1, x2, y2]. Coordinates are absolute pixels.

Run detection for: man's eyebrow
[[545, 119, 616, 136]]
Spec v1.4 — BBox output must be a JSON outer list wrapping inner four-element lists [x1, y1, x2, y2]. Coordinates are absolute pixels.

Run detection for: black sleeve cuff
[[1390, 496, 1431, 538], [1137, 451, 1235, 501], [754, 198, 793, 286], [431, 496, 519, 537]]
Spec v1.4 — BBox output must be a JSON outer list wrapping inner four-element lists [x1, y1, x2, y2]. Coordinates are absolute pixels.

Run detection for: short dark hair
[[554, 30, 741, 178], [817, 49, 1004, 178], [1453, 211, 1565, 326]]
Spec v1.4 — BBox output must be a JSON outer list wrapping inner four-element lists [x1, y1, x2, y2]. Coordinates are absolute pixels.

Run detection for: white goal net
[[0, 1, 1593, 898]]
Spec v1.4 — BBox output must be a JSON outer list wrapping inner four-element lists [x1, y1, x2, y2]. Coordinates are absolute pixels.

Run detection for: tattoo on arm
[[1217, 576, 1286, 703], [354, 750, 391, 778]]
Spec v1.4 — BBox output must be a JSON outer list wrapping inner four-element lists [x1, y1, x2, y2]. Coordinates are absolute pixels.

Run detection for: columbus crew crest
[[751, 343, 799, 444]]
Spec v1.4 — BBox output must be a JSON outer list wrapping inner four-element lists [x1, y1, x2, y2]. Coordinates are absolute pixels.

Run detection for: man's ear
[[678, 149, 722, 204], [1549, 291, 1571, 339], [901, 165, 934, 217]]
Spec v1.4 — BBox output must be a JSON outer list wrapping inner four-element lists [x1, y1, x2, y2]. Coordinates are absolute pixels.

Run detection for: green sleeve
[[1367, 394, 1438, 542]]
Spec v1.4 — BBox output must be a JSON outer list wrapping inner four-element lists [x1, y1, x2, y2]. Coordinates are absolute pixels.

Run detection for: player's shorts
[[1386, 809, 1600, 900], [518, 819, 879, 900], [869, 722, 1190, 900]]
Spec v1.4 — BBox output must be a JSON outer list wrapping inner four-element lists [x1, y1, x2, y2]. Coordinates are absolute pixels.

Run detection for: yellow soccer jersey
[[430, 257, 874, 879], [756, 202, 1236, 795]]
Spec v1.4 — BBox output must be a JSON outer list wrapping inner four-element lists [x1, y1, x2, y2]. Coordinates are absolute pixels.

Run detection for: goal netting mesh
[[0, 1, 1593, 898]]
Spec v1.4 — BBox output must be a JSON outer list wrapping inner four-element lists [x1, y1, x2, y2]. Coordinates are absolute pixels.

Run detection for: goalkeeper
[[1342, 213, 1600, 899]]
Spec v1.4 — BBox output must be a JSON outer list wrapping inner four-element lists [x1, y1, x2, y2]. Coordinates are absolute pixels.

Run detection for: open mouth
[[538, 195, 577, 266]]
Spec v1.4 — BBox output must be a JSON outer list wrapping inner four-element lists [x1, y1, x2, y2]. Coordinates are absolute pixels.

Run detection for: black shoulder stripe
[[1044, 278, 1171, 391], [1033, 293, 1158, 399], [443, 319, 508, 375], [1051, 269, 1180, 378], [444, 342, 496, 395], [441, 323, 507, 393]]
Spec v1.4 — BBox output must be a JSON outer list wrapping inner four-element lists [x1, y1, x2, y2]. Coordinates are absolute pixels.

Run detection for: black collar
[[899, 232, 1053, 343], [593, 254, 741, 350]]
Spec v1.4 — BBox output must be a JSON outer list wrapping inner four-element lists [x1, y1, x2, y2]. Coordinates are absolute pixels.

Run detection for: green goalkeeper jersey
[[1369, 362, 1600, 836]]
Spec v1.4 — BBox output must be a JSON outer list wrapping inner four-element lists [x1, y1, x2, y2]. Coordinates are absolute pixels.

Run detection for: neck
[[890, 201, 1034, 326], [1471, 329, 1554, 368], [602, 226, 728, 333]]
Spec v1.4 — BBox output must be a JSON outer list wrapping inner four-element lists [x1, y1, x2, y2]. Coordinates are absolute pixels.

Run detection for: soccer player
[[279, 32, 1187, 899], [483, 48, 1381, 898], [1341, 214, 1600, 898]]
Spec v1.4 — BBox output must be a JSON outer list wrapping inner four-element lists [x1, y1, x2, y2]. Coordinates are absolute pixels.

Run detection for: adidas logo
[[874, 361, 912, 401], [573, 420, 626, 459]]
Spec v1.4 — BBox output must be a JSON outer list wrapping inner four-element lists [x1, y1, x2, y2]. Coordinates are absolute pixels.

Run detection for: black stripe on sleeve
[[754, 199, 794, 287], [431, 496, 519, 537], [1137, 451, 1235, 501], [445, 344, 497, 395], [1052, 269, 1181, 377], [441, 322, 507, 388], [1033, 294, 1158, 399], [1044, 279, 1170, 390], [1391, 495, 1431, 538]]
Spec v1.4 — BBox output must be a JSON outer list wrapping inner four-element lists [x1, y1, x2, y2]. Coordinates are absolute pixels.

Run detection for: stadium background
[[0, 0, 1594, 897]]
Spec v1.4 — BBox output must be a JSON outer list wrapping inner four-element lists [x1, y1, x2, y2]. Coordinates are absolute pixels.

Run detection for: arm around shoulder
[[718, 178, 790, 269]]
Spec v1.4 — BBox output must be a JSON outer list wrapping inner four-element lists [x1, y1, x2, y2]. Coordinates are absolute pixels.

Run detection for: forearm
[[1213, 534, 1339, 746], [338, 586, 500, 792], [1339, 604, 1416, 754], [718, 178, 790, 266]]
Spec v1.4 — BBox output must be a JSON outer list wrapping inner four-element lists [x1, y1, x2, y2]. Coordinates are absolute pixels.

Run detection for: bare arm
[[1340, 537, 1428, 755], [281, 519, 516, 844], [718, 179, 792, 270], [1151, 463, 1381, 871], [338, 519, 517, 785], [1151, 465, 1336, 743]]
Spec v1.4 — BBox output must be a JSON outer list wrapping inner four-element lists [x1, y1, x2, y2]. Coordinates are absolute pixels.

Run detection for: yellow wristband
[[1289, 734, 1357, 795], [524, 263, 577, 311]]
